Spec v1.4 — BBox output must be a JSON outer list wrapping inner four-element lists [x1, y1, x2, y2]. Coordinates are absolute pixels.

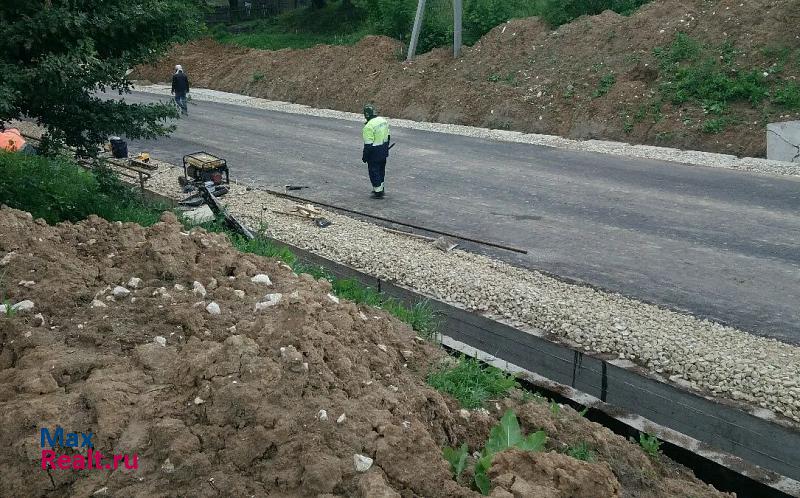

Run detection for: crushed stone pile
[[0, 206, 730, 497]]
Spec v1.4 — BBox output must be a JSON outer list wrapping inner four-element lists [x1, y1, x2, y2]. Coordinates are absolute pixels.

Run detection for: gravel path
[[134, 84, 800, 178], [140, 161, 800, 425]]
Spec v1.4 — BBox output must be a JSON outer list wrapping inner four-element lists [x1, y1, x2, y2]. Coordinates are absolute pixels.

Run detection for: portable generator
[[182, 151, 230, 185]]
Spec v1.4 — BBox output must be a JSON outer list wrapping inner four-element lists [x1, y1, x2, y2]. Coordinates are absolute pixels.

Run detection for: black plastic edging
[[260, 236, 800, 497]]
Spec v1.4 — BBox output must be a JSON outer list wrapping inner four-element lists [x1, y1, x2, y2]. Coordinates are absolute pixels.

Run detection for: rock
[[174, 283, 185, 291], [377, 344, 388, 353], [192, 281, 207, 297], [0, 251, 16, 266], [183, 205, 215, 224], [317, 409, 328, 421], [208, 277, 218, 290], [400, 350, 414, 361], [327, 293, 340, 304], [154, 336, 167, 347], [112, 286, 131, 299], [90, 298, 106, 308], [337, 413, 347, 424], [234, 289, 246, 299], [18, 280, 35, 288], [458, 409, 471, 420], [194, 397, 204, 405], [0, 304, 5, 314], [255, 293, 282, 311], [206, 302, 221, 315], [11, 300, 34, 313], [279, 346, 305, 373], [92, 487, 110, 496], [127, 277, 142, 289], [251, 274, 272, 285], [353, 454, 373, 472], [33, 313, 45, 327], [161, 458, 175, 474]]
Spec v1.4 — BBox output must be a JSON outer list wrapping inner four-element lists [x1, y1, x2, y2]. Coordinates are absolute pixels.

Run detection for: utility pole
[[453, 0, 462, 58], [407, 0, 426, 62]]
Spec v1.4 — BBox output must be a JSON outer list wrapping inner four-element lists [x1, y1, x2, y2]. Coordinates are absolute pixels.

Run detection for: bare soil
[[0, 206, 731, 497], [132, 0, 800, 158]]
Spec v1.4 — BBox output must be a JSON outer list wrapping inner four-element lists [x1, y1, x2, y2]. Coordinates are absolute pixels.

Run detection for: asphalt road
[[119, 91, 800, 344]]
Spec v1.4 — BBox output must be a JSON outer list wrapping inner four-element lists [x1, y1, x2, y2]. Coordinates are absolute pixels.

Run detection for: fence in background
[[206, 0, 311, 23]]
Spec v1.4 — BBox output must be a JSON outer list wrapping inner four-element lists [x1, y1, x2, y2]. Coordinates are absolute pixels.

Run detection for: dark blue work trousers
[[367, 160, 386, 190]]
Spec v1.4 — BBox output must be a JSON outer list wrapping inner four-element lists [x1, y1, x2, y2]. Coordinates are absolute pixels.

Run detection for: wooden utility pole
[[407, 0, 426, 61], [453, 0, 462, 58]]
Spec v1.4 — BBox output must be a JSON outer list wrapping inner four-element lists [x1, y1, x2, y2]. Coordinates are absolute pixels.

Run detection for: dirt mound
[[0, 206, 731, 497], [133, 0, 800, 157]]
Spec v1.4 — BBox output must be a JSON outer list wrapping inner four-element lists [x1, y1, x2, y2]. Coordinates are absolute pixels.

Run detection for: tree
[[0, 1, 203, 156], [311, 0, 327, 9]]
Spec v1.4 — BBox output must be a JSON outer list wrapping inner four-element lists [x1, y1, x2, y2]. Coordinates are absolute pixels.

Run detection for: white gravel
[[109, 91, 800, 424], [134, 163, 800, 423], [134, 84, 800, 178]]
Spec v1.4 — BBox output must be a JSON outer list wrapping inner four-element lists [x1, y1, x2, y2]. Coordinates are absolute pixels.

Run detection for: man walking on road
[[171, 65, 190, 116], [361, 104, 391, 199]]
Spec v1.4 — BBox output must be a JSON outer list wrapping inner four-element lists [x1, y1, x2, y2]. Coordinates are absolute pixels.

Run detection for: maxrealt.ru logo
[[40, 427, 138, 470]]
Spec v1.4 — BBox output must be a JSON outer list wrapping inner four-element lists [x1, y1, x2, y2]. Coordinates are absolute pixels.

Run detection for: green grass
[[567, 441, 595, 462], [652, 34, 800, 126], [0, 152, 167, 226], [427, 355, 519, 409], [592, 73, 616, 98]]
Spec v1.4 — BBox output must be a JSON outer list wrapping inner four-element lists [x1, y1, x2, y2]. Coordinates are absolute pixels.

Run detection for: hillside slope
[[134, 0, 800, 157]]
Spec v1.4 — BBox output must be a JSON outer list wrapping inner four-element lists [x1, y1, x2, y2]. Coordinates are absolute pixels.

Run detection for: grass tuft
[[427, 355, 519, 409]]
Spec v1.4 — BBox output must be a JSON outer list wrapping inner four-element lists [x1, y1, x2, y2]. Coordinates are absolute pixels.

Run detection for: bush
[[0, 152, 165, 225]]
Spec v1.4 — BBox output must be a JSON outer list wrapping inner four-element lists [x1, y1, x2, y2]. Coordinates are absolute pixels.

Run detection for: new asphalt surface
[[119, 91, 800, 344]]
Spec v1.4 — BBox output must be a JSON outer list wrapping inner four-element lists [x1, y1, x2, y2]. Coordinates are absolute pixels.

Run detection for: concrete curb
[[263, 236, 800, 498]]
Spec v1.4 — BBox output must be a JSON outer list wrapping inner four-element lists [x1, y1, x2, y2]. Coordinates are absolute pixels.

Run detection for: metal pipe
[[260, 188, 529, 255]]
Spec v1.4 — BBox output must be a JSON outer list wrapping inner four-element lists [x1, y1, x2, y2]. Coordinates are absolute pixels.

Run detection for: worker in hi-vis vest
[[361, 104, 391, 199]]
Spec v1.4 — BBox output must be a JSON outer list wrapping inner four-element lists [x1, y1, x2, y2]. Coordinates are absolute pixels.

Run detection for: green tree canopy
[[0, 0, 203, 156]]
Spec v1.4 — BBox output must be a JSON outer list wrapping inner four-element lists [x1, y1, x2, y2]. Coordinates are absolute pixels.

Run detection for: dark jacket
[[172, 72, 190, 96]]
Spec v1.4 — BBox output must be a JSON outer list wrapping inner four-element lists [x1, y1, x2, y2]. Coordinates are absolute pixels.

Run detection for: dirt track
[[132, 0, 800, 158], [0, 207, 731, 497]]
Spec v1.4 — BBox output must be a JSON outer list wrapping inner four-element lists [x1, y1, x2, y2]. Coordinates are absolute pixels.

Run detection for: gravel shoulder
[[137, 158, 800, 426], [133, 84, 800, 178]]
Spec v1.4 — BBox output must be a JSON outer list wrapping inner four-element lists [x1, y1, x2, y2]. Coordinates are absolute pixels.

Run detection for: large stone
[[767, 121, 800, 162], [182, 205, 215, 224]]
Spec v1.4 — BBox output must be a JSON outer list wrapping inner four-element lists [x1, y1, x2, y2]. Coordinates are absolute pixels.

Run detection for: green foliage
[[485, 409, 548, 454], [3, 298, 15, 317], [653, 33, 800, 124], [0, 0, 203, 156], [773, 81, 800, 110], [427, 355, 519, 409], [539, 0, 651, 27], [0, 152, 166, 225], [251, 71, 265, 83], [549, 400, 560, 415], [701, 117, 729, 134], [218, 0, 652, 54], [638, 432, 661, 457], [567, 441, 595, 461], [473, 410, 547, 495], [463, 0, 544, 44], [443, 443, 469, 478], [593, 73, 616, 98]]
